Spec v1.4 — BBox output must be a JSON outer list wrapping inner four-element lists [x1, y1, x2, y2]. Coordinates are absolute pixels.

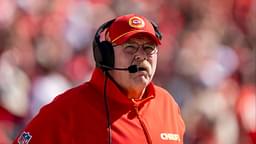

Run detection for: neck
[[126, 87, 146, 100], [113, 81, 146, 99], [106, 71, 147, 99]]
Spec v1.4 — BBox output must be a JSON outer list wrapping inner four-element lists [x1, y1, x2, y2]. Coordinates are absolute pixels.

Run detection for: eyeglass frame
[[113, 42, 158, 55]]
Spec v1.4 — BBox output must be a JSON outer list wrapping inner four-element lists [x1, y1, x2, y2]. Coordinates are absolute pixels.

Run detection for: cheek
[[114, 58, 130, 68], [149, 55, 157, 75], [114, 51, 131, 67], [149, 55, 157, 67]]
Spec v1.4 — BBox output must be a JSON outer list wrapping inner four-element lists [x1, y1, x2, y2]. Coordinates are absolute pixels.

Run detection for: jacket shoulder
[[51, 82, 97, 106], [154, 85, 174, 100], [13, 82, 95, 144]]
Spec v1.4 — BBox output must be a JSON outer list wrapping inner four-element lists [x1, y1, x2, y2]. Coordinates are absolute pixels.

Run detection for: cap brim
[[112, 30, 161, 45]]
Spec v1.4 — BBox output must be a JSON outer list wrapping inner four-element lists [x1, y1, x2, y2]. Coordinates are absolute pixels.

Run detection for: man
[[13, 14, 185, 144]]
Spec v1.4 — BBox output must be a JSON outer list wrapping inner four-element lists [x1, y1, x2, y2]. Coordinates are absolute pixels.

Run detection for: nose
[[134, 54, 147, 62], [137, 46, 148, 56], [134, 47, 148, 61]]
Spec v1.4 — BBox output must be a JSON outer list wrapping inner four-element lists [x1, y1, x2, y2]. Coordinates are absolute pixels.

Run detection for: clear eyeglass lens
[[123, 43, 157, 55]]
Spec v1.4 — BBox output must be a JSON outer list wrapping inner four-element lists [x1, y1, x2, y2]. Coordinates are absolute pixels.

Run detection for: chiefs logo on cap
[[128, 16, 145, 28]]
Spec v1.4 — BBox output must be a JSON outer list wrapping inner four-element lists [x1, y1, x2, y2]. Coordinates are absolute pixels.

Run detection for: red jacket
[[14, 68, 185, 144]]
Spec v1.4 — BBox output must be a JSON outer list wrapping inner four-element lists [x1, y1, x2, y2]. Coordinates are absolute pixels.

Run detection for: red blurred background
[[0, 0, 255, 143]]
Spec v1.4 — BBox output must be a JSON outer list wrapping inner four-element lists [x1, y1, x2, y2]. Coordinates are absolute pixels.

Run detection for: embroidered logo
[[17, 131, 32, 144], [160, 133, 180, 142], [128, 16, 145, 28]]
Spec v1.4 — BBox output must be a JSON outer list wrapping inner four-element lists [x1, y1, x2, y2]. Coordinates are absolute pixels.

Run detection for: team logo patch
[[18, 131, 32, 144], [160, 133, 180, 142], [128, 16, 145, 28]]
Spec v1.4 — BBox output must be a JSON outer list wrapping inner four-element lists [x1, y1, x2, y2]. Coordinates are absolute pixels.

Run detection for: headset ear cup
[[93, 39, 103, 67], [97, 41, 114, 68], [93, 19, 115, 69]]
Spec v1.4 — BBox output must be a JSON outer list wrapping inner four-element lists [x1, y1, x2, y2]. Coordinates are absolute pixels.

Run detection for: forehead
[[125, 34, 156, 44]]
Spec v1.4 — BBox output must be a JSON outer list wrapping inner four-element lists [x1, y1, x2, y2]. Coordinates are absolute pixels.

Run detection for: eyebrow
[[125, 40, 156, 45]]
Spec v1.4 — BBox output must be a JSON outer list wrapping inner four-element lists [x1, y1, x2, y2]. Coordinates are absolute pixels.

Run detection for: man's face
[[109, 34, 158, 94]]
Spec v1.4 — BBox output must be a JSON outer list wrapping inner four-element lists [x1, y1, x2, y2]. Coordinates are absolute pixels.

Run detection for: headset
[[93, 18, 162, 71]]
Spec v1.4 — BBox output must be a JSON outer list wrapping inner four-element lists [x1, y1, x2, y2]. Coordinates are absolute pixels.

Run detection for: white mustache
[[137, 63, 151, 74]]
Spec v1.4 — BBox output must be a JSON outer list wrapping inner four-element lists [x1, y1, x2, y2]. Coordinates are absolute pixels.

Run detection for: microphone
[[127, 65, 138, 73], [99, 64, 144, 73]]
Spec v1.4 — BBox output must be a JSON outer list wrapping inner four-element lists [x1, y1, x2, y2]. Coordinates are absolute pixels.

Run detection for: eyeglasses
[[120, 43, 158, 55]]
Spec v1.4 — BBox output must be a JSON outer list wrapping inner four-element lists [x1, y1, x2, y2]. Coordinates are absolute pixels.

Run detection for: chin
[[134, 77, 150, 87]]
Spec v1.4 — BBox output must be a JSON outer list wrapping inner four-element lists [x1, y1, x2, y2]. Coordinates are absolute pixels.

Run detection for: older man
[[14, 14, 185, 144]]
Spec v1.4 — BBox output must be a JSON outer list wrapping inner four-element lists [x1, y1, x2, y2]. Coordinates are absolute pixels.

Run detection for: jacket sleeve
[[13, 101, 72, 144]]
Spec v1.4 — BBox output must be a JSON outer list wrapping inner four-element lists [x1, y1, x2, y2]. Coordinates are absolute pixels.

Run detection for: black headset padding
[[151, 21, 162, 40], [93, 19, 115, 68], [93, 18, 162, 70]]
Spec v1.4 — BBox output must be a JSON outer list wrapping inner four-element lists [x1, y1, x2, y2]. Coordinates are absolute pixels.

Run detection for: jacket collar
[[89, 68, 155, 107]]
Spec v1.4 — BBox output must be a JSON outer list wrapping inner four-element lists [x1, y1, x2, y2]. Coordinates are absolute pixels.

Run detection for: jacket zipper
[[133, 105, 152, 144]]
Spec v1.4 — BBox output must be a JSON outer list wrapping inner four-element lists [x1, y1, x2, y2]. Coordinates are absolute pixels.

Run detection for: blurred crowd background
[[0, 0, 255, 143]]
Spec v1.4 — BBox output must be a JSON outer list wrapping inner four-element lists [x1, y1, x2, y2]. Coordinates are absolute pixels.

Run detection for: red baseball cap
[[107, 14, 161, 45]]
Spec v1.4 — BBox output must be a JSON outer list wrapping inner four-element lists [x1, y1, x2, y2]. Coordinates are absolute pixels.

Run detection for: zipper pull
[[132, 99, 140, 115]]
